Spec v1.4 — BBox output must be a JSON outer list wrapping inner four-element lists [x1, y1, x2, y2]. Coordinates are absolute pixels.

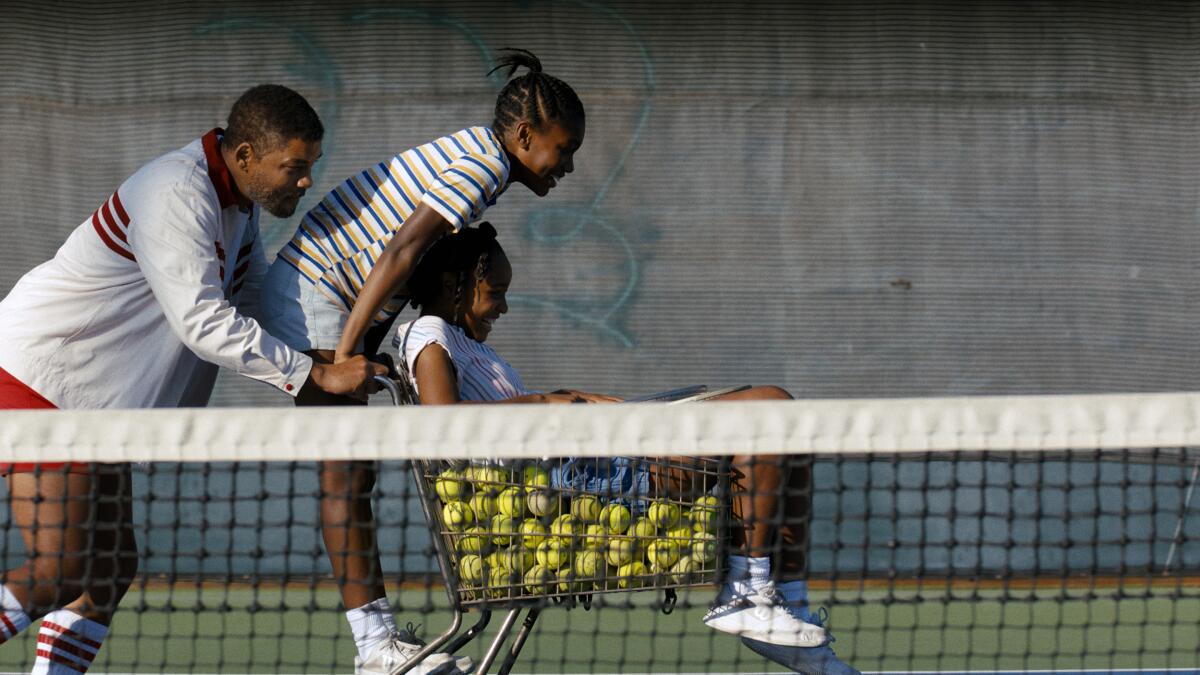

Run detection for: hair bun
[[488, 48, 544, 79]]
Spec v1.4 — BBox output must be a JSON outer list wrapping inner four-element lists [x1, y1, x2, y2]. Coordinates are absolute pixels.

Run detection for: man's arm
[[127, 184, 382, 398]]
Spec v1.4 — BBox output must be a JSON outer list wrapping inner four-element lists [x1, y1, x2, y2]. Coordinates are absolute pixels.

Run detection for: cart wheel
[[661, 588, 677, 615]]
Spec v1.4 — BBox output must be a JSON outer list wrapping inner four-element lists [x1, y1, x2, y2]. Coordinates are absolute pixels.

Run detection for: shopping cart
[[375, 376, 739, 675]]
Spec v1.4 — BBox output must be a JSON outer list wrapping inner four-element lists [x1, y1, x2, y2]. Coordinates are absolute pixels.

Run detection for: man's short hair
[[222, 84, 323, 153]]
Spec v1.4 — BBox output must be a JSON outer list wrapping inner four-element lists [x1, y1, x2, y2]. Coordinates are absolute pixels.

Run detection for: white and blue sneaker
[[354, 627, 474, 675], [702, 585, 828, 648], [741, 606, 860, 675]]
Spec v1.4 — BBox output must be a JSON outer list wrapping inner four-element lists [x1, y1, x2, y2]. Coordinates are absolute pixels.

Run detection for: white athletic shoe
[[741, 606, 860, 675], [702, 585, 828, 648], [354, 628, 474, 675]]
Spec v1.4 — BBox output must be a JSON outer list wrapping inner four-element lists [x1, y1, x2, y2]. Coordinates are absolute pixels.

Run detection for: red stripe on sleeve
[[91, 213, 136, 262], [99, 201, 128, 244], [111, 190, 130, 225]]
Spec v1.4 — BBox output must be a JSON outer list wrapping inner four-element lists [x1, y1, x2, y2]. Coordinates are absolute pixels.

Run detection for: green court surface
[[0, 583, 1196, 673]]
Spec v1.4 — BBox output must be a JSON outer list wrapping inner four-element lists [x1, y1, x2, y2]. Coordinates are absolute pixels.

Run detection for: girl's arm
[[333, 204, 453, 363], [412, 345, 617, 405]]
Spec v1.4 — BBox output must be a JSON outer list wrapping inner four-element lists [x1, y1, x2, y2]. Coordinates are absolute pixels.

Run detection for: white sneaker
[[741, 606, 860, 674], [354, 629, 474, 675], [702, 585, 827, 648]]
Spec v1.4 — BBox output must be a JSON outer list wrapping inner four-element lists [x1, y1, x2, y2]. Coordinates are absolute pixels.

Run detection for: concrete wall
[[1, 0, 1196, 577]]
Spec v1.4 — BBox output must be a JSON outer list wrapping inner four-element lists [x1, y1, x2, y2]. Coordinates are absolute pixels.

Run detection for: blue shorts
[[550, 457, 652, 514]]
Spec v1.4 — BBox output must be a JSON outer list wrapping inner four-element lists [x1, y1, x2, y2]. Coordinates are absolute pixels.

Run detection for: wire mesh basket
[[419, 456, 731, 608]]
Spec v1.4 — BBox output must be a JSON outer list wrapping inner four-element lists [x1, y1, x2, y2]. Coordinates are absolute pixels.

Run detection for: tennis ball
[[487, 566, 517, 599], [690, 498, 719, 532], [647, 500, 681, 529], [556, 566, 587, 593], [502, 548, 535, 574], [470, 465, 507, 494], [581, 523, 610, 550], [598, 503, 632, 534], [519, 518, 548, 549], [664, 524, 694, 544], [434, 468, 468, 503], [646, 540, 681, 569], [550, 514, 582, 539], [670, 555, 700, 584], [497, 487, 526, 518], [606, 538, 636, 567], [616, 561, 648, 589], [574, 549, 605, 581], [526, 490, 559, 518], [630, 517, 657, 540], [458, 554, 484, 584], [442, 501, 474, 532], [469, 492, 497, 522], [455, 526, 492, 555], [570, 495, 602, 523], [490, 514, 518, 546], [691, 532, 717, 562], [524, 564, 554, 594], [535, 538, 571, 570], [523, 465, 551, 489]]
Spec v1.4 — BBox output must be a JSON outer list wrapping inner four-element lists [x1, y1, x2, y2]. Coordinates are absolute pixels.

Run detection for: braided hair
[[408, 223, 506, 322], [490, 48, 585, 136]]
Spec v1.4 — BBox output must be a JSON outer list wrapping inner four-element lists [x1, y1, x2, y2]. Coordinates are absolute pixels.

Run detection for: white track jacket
[[0, 129, 312, 409]]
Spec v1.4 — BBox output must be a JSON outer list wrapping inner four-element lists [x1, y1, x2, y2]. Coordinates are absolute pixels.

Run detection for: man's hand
[[307, 355, 388, 401]]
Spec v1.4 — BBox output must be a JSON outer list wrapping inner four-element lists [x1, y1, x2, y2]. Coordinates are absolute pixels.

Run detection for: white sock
[[0, 584, 31, 645], [725, 555, 756, 597], [346, 597, 398, 661], [747, 556, 772, 591], [777, 580, 809, 607], [32, 610, 108, 674]]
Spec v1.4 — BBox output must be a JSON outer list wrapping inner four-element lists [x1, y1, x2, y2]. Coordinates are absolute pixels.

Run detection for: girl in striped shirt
[[393, 224, 859, 675], [258, 50, 586, 674]]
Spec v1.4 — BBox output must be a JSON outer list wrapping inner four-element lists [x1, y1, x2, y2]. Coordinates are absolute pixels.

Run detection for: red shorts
[[0, 367, 87, 475]]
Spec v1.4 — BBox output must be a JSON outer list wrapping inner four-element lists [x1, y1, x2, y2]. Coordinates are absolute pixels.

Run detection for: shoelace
[[392, 622, 428, 658]]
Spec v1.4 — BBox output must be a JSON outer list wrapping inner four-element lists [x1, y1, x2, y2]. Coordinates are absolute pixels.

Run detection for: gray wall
[[1, 1, 1197, 578]]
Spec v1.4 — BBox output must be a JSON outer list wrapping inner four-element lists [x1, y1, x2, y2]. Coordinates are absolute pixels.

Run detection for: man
[[0, 85, 385, 673]]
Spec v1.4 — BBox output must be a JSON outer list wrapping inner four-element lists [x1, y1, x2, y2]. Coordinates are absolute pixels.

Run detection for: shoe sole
[[703, 613, 827, 647], [741, 636, 861, 675]]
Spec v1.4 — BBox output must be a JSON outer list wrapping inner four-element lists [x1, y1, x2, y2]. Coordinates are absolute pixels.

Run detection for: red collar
[[201, 128, 253, 211]]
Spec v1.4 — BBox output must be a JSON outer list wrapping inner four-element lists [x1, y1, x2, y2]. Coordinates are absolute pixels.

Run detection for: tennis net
[[0, 391, 1197, 673]]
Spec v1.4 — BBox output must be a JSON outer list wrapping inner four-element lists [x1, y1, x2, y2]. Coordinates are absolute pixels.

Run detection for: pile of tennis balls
[[433, 463, 721, 599]]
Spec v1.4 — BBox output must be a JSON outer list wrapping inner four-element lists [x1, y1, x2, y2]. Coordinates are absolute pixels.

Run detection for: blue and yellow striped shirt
[[277, 127, 510, 320]]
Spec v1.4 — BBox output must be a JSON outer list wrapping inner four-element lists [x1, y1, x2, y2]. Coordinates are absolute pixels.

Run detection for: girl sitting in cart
[[390, 223, 858, 675]]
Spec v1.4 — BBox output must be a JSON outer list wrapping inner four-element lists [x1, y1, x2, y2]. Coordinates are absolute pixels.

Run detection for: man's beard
[[245, 175, 301, 218]]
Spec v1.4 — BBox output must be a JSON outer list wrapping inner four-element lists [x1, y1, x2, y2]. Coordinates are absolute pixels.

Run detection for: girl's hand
[[548, 389, 623, 403]]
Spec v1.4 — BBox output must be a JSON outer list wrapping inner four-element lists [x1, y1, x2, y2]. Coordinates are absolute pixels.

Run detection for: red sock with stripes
[[0, 584, 31, 645], [32, 610, 107, 674]]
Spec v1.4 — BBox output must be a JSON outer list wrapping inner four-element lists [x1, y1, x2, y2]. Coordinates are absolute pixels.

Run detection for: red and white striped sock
[[0, 584, 32, 645], [32, 610, 107, 674]]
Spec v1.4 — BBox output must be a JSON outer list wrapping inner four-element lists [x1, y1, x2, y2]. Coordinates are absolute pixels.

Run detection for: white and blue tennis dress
[[393, 315, 650, 503]]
